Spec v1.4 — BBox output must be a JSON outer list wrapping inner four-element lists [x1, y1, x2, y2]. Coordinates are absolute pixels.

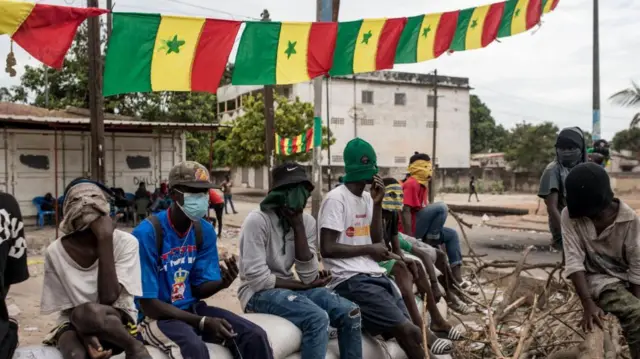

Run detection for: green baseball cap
[[168, 161, 215, 189], [342, 138, 378, 183]]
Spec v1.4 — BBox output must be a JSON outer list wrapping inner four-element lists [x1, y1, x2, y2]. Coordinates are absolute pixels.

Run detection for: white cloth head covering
[[59, 182, 110, 234]]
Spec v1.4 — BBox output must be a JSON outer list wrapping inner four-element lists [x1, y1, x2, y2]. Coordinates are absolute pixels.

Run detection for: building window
[[427, 95, 436, 107], [426, 121, 438, 128], [218, 102, 225, 113], [394, 156, 407, 164], [332, 155, 344, 163], [331, 117, 345, 125], [394, 93, 406, 106], [362, 90, 374, 104], [360, 118, 374, 126], [393, 120, 407, 128], [226, 99, 237, 111]]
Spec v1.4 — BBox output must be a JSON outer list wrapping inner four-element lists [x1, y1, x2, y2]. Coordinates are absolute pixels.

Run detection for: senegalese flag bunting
[[497, 0, 543, 38], [103, 13, 241, 96], [275, 117, 322, 156], [449, 3, 505, 52], [542, 0, 560, 13], [232, 22, 337, 85], [329, 18, 406, 77], [0, 2, 107, 69], [394, 12, 458, 64]]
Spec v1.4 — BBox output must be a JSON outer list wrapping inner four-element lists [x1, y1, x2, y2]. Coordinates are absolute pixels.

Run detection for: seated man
[[563, 163, 640, 358], [239, 163, 362, 359], [42, 193, 56, 211], [150, 182, 171, 212], [379, 178, 463, 341], [132, 161, 273, 359], [319, 138, 453, 358], [40, 179, 151, 359], [134, 183, 151, 200]]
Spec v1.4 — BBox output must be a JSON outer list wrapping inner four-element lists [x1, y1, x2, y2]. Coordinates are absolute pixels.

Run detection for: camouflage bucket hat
[[168, 161, 215, 189]]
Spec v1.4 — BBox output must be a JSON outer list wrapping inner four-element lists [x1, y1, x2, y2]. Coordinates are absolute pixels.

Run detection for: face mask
[[177, 191, 209, 221], [557, 148, 582, 168]]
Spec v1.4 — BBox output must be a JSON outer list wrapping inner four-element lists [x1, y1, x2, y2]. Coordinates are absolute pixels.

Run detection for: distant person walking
[[468, 176, 479, 202], [221, 175, 238, 214]]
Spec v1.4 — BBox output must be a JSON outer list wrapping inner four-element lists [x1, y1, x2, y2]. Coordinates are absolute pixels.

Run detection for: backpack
[[148, 215, 203, 266]]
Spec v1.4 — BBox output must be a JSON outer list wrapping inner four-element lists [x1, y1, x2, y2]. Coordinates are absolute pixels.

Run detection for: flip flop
[[429, 338, 454, 355], [449, 299, 473, 315], [432, 324, 465, 341]]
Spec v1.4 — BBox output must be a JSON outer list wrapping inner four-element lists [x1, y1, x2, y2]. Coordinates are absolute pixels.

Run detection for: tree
[[504, 122, 559, 173], [609, 81, 640, 128], [224, 93, 335, 167], [470, 94, 508, 153], [612, 127, 640, 156]]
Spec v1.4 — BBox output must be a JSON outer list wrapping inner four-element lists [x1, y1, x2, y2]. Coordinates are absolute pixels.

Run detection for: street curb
[[484, 222, 550, 233]]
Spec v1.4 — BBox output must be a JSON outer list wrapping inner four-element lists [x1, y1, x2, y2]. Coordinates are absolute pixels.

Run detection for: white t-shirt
[[40, 229, 143, 323], [318, 185, 385, 287]]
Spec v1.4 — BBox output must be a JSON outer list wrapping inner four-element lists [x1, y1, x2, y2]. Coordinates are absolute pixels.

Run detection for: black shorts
[[334, 274, 410, 337]]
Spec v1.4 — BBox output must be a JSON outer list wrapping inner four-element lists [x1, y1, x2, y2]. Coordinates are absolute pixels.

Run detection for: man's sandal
[[431, 324, 465, 341], [449, 299, 473, 315], [429, 337, 454, 355]]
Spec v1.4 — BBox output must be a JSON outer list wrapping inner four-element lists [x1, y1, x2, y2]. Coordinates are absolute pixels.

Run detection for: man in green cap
[[320, 139, 450, 358]]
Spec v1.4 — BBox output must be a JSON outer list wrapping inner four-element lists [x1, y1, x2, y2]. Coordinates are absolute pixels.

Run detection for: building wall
[[0, 128, 185, 217]]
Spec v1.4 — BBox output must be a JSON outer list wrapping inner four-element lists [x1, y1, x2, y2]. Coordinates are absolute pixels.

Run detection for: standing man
[[319, 139, 452, 358], [0, 191, 29, 359], [239, 162, 362, 359], [40, 179, 151, 359], [538, 127, 587, 250], [133, 161, 273, 359], [208, 188, 224, 236], [221, 175, 238, 215], [562, 163, 640, 358], [468, 176, 479, 203]]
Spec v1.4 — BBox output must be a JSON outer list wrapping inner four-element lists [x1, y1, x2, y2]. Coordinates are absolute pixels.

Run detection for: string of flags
[[0, 0, 561, 96], [275, 117, 323, 156]]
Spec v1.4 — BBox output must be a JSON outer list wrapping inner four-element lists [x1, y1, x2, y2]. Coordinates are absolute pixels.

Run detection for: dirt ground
[[11, 226, 244, 346]]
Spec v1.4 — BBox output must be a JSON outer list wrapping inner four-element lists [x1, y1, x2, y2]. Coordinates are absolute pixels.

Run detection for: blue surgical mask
[[176, 190, 209, 220]]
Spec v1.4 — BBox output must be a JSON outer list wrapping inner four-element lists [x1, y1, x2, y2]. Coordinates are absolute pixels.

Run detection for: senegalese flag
[[103, 13, 241, 96], [394, 11, 459, 64], [542, 0, 560, 14], [275, 117, 322, 156], [497, 0, 543, 38], [232, 22, 337, 85], [0, 1, 107, 69], [329, 18, 406, 76], [449, 3, 505, 52]]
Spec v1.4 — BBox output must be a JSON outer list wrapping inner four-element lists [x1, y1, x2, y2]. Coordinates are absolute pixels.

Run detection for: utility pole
[[311, 0, 332, 218], [592, 0, 601, 141], [87, 0, 105, 182], [261, 9, 275, 189], [325, 1, 339, 192], [428, 69, 438, 204], [106, 0, 112, 40]]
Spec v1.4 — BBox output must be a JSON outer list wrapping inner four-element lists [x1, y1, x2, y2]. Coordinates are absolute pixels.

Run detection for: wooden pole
[[261, 10, 275, 189], [87, 0, 105, 182]]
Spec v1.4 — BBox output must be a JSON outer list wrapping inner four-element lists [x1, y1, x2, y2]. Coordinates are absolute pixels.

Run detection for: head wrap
[[382, 183, 404, 212], [59, 182, 110, 234], [342, 138, 378, 183], [408, 159, 433, 186], [565, 162, 614, 219]]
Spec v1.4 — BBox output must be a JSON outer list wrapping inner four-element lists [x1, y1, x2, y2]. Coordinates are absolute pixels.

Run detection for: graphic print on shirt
[[0, 208, 26, 259], [345, 213, 370, 238], [159, 245, 198, 272], [171, 268, 190, 303]]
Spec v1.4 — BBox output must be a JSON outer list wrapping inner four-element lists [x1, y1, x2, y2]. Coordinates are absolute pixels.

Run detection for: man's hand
[[90, 215, 115, 241], [581, 301, 605, 332], [82, 336, 112, 359], [219, 256, 239, 290], [370, 175, 385, 205], [402, 256, 419, 277], [308, 270, 332, 288], [281, 208, 304, 226], [203, 317, 236, 340], [368, 243, 402, 262]]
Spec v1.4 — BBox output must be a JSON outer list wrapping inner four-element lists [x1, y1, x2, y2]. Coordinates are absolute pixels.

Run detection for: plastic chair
[[32, 197, 55, 228]]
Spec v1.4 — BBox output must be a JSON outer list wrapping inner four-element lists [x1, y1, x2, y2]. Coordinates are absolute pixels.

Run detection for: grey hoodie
[[237, 210, 319, 310]]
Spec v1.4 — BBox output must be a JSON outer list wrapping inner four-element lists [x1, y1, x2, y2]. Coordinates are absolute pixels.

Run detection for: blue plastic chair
[[32, 197, 56, 228]]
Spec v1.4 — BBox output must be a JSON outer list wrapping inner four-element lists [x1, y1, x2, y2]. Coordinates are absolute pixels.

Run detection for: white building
[[217, 71, 471, 189]]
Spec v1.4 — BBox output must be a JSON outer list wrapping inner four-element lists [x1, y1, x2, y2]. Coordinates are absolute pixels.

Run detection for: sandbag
[[240, 313, 302, 359]]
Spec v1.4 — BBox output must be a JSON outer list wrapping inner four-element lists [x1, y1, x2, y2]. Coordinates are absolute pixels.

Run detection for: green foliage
[[225, 93, 335, 167], [504, 122, 559, 174], [470, 94, 508, 154], [612, 127, 640, 155]]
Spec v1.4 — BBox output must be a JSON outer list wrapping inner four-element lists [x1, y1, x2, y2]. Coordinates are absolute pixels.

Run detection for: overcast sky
[[1, 0, 638, 140]]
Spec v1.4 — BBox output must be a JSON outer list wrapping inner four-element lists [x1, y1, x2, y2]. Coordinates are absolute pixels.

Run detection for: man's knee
[[179, 336, 209, 358], [69, 303, 109, 331], [333, 301, 361, 330]]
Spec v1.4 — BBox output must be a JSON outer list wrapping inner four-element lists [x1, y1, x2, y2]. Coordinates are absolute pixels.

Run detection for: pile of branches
[[447, 210, 629, 359]]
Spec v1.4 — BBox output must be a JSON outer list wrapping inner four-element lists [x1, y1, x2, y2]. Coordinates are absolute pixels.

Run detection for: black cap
[[410, 151, 431, 164], [270, 162, 314, 192], [565, 162, 614, 218]]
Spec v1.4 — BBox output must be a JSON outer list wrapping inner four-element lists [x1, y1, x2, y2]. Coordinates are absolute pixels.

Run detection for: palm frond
[[609, 81, 640, 107], [631, 113, 640, 128]]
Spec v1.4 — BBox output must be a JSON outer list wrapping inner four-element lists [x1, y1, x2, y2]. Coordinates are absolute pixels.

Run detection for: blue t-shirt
[[132, 210, 221, 312]]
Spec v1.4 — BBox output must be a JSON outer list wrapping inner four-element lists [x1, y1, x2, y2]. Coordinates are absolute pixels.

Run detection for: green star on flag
[[470, 19, 478, 29], [421, 25, 431, 38], [164, 35, 185, 54], [284, 41, 297, 59], [515, 8, 521, 17], [361, 30, 373, 44]]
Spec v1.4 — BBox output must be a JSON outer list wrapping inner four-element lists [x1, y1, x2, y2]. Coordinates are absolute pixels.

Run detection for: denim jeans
[[415, 202, 463, 266], [246, 287, 362, 359]]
